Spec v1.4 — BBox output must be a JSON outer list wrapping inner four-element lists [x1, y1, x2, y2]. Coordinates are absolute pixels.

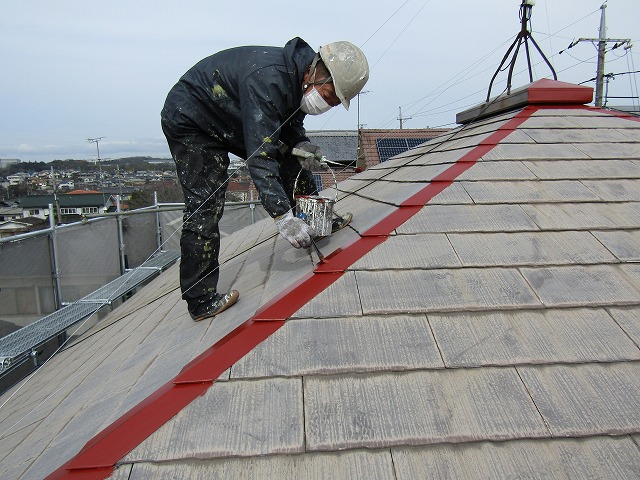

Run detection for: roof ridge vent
[[486, 0, 557, 102], [456, 79, 594, 124]]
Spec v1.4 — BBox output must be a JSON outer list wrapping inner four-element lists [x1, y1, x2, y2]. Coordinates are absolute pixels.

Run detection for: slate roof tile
[[398, 204, 539, 233], [449, 231, 617, 266], [430, 308, 640, 367], [521, 265, 640, 307], [118, 450, 396, 480], [392, 437, 640, 480], [304, 368, 549, 450], [356, 268, 541, 314], [523, 159, 640, 179], [518, 363, 640, 436], [123, 377, 305, 461], [231, 316, 443, 378]]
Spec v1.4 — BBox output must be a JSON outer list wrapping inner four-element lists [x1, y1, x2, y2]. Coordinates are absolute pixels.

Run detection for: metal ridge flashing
[[457, 79, 594, 125], [46, 106, 539, 480]]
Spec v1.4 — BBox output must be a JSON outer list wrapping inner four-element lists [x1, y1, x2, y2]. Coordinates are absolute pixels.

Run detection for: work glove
[[275, 210, 316, 249], [293, 141, 325, 171]]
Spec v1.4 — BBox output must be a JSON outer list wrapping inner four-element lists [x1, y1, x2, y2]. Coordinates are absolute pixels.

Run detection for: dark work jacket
[[162, 37, 315, 217]]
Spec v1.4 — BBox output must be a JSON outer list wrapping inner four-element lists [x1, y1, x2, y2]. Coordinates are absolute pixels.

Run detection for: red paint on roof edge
[[46, 106, 540, 480], [526, 78, 593, 105]]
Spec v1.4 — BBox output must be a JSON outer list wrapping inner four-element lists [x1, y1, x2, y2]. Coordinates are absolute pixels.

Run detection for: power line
[[386, 4, 603, 128]]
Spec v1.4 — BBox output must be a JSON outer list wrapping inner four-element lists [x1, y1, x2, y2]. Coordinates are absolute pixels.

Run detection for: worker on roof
[[161, 37, 369, 322]]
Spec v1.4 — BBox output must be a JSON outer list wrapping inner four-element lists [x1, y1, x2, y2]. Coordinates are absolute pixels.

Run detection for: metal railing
[[0, 196, 267, 386]]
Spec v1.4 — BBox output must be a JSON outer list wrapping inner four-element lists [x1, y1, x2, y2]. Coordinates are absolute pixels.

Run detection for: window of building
[[81, 207, 99, 214], [60, 208, 76, 215]]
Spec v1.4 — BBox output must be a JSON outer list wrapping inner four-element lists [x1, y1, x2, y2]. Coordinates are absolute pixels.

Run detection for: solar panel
[[375, 138, 431, 162], [407, 138, 429, 148], [312, 173, 323, 191]]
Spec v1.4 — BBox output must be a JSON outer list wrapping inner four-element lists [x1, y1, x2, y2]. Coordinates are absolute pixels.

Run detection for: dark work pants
[[162, 119, 229, 312], [161, 116, 317, 313]]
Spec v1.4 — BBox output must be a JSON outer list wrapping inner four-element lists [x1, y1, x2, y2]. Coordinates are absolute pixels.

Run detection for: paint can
[[294, 166, 337, 237]]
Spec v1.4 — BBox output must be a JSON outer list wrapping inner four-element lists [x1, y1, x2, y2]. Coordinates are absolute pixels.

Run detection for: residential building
[[0, 217, 47, 238], [6, 173, 28, 186], [0, 207, 21, 222], [16, 193, 116, 220]]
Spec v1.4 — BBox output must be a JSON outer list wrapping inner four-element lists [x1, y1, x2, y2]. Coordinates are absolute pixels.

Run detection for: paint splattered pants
[[161, 117, 317, 313]]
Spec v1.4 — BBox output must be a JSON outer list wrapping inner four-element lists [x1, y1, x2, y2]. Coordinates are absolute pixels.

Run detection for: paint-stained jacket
[[162, 37, 315, 217]]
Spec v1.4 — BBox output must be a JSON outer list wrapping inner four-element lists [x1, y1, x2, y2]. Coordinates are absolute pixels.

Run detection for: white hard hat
[[319, 41, 369, 110]]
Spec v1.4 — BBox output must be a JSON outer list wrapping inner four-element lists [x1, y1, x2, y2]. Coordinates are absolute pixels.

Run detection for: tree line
[[0, 157, 174, 176]]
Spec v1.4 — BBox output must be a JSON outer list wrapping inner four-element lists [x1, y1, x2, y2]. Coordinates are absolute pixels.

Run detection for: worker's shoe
[[331, 212, 353, 233], [190, 290, 239, 322]]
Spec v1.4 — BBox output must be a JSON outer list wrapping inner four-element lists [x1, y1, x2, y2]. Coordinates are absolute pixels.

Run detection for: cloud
[[1, 0, 638, 163], [0, 138, 171, 162]]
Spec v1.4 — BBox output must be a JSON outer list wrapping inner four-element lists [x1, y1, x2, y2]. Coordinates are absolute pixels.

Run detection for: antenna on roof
[[485, 0, 557, 102]]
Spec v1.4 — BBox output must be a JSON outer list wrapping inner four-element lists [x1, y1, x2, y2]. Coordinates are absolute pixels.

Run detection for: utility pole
[[595, 2, 608, 106], [87, 137, 105, 188], [357, 90, 369, 130], [51, 166, 62, 224], [356, 91, 369, 172], [397, 107, 412, 129], [563, 3, 631, 107]]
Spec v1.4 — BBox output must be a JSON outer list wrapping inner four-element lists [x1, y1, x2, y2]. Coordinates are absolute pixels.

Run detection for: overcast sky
[[1, 0, 638, 163]]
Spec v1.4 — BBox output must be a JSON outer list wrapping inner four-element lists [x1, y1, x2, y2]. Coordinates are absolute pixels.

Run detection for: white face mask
[[300, 87, 333, 115]]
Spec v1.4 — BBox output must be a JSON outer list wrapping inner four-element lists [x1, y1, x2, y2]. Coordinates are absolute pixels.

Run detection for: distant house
[[0, 217, 47, 238], [16, 193, 116, 220], [310, 128, 450, 192], [0, 207, 22, 222], [100, 187, 137, 202], [57, 181, 75, 190], [226, 181, 250, 202], [7, 173, 28, 186], [307, 130, 359, 167]]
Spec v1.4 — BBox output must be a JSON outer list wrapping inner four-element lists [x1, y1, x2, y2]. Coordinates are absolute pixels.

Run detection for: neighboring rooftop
[[360, 128, 451, 168], [17, 193, 115, 209], [1, 79, 640, 479], [307, 130, 358, 166]]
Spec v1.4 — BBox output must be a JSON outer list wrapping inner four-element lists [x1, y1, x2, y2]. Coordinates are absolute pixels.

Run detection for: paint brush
[[309, 238, 326, 264]]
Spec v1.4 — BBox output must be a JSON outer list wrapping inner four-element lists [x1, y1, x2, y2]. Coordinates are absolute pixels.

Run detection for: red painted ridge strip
[[174, 320, 284, 383], [253, 271, 343, 321], [46, 106, 539, 479], [47, 320, 282, 479]]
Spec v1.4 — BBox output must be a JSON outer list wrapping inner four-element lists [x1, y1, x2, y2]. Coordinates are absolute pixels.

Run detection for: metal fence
[[0, 198, 268, 338]]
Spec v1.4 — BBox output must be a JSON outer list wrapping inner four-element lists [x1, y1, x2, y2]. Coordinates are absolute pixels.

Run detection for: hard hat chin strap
[[302, 54, 332, 90]]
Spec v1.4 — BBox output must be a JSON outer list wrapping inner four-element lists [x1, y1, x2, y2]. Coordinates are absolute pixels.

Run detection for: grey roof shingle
[[2, 79, 640, 479]]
